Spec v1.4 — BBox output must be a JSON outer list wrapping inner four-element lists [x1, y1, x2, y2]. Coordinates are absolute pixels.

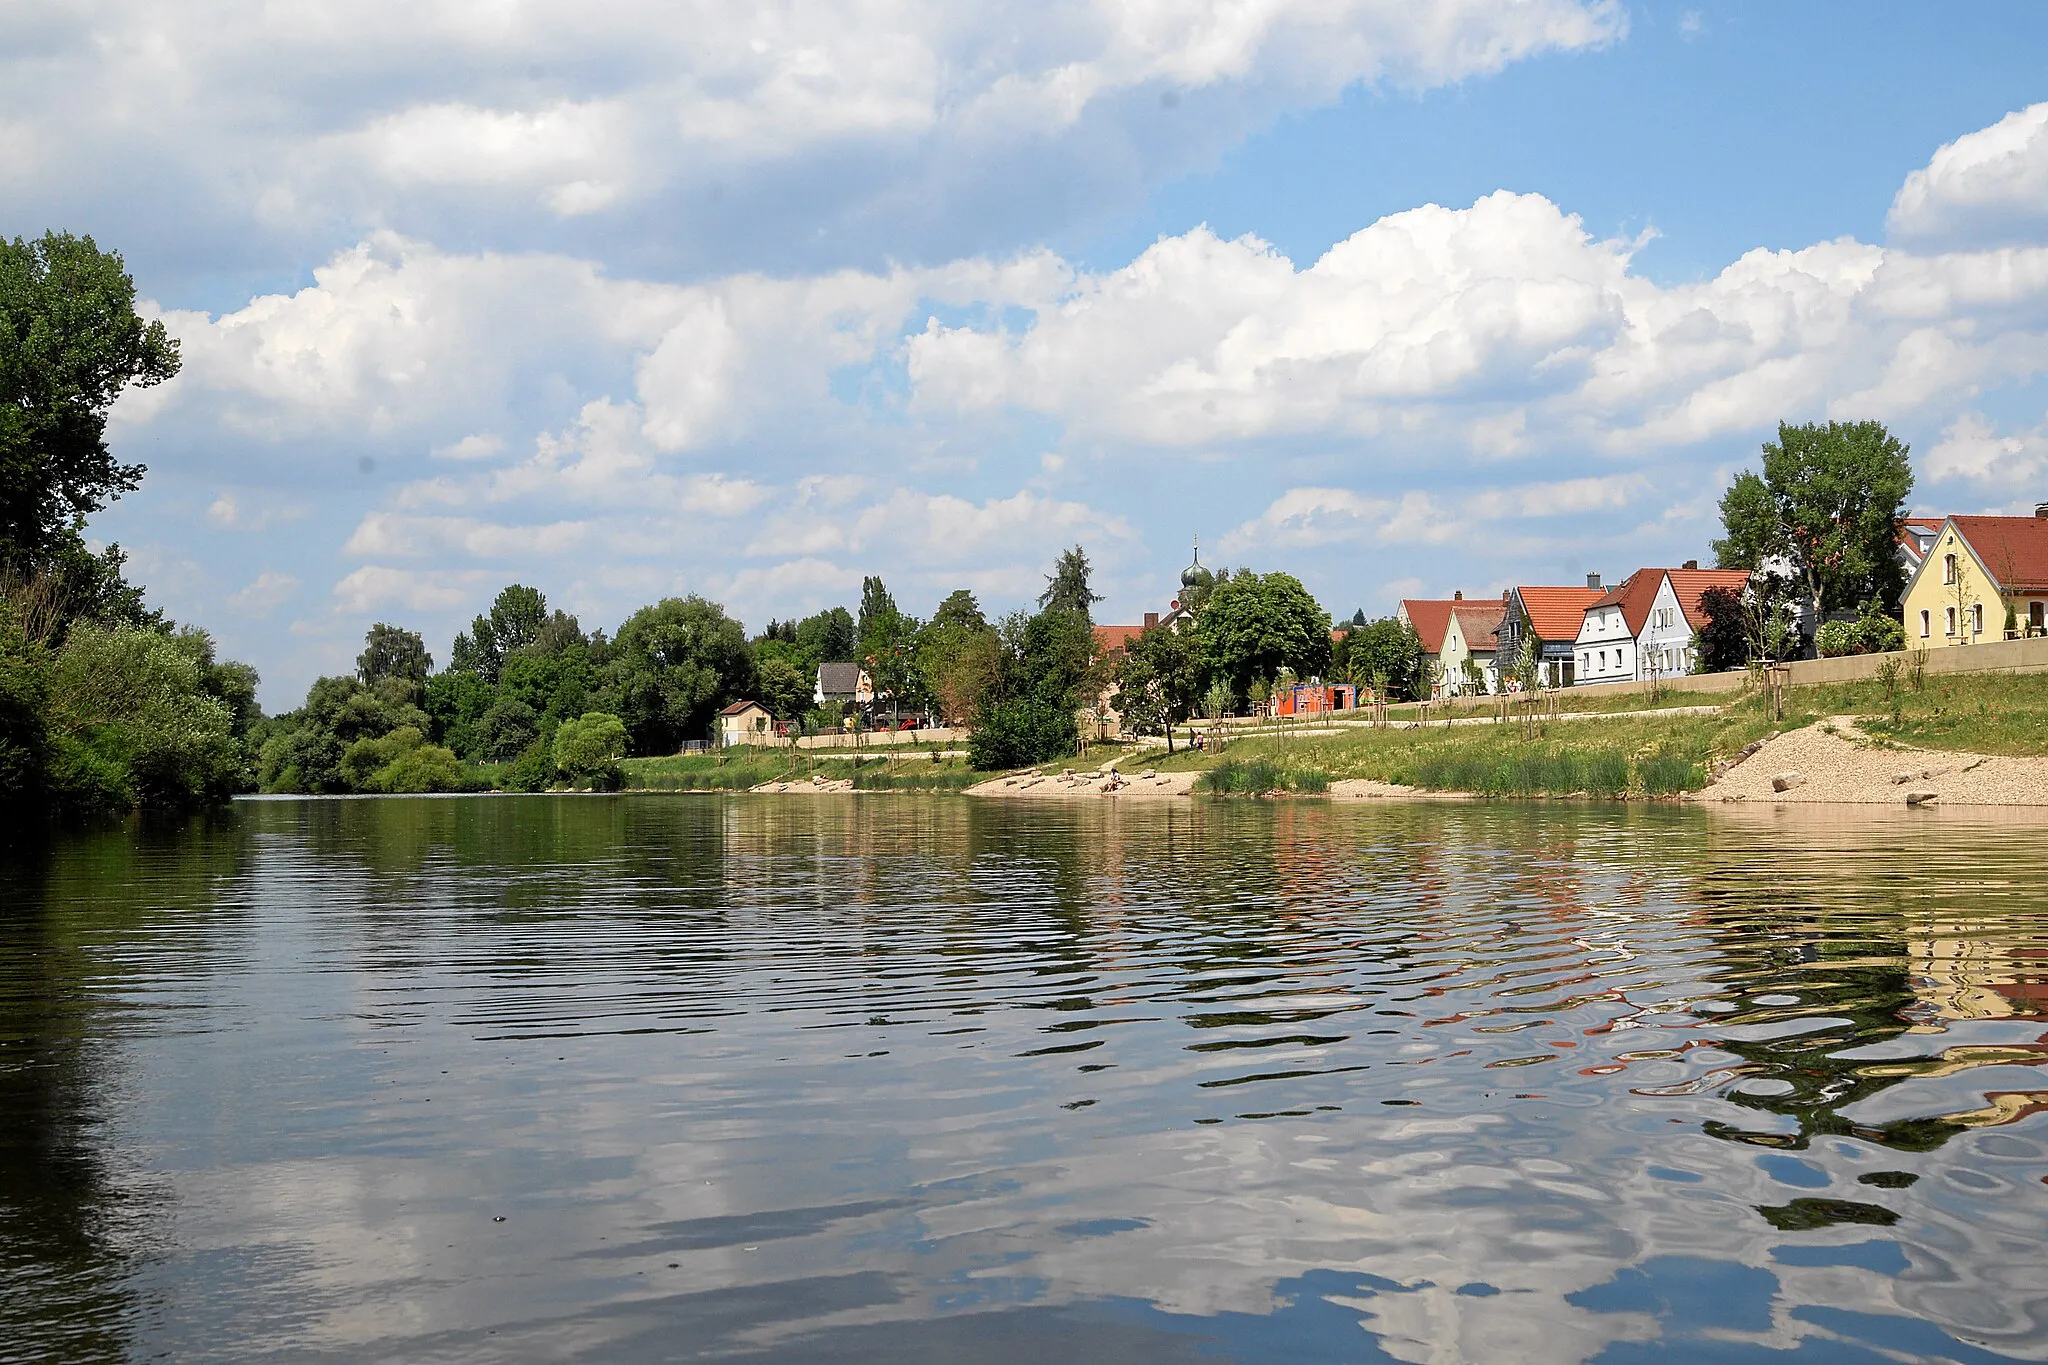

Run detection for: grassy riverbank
[[620, 670, 2048, 799], [622, 748, 984, 792], [1141, 671, 2048, 797]]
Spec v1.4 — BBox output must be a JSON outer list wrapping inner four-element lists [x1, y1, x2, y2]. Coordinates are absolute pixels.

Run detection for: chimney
[[1682, 559, 1698, 570], [1143, 611, 1159, 629], [1586, 572, 1602, 590], [1453, 590, 1463, 600]]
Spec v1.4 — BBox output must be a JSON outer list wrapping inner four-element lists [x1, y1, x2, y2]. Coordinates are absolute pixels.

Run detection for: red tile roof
[[1399, 599, 1458, 654], [1954, 515, 2048, 593], [1094, 624, 1146, 655], [1451, 601, 1506, 649], [718, 699, 768, 716], [1665, 568, 1751, 631], [1514, 585, 1606, 643], [1586, 569, 1665, 637]]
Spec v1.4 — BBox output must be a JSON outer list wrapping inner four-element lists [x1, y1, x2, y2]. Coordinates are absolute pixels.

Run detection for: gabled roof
[[1512, 586, 1606, 643], [1586, 569, 1665, 637], [1665, 568, 1751, 630], [1450, 601, 1506, 650], [1094, 624, 1145, 655], [816, 662, 864, 694], [1952, 515, 2048, 594], [1399, 599, 1458, 654], [718, 699, 768, 717]]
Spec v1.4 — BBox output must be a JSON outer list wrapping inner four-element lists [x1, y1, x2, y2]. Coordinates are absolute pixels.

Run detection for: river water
[[3, 795, 2046, 1363]]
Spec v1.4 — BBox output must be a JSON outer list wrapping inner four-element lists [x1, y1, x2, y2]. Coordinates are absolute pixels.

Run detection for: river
[[3, 795, 2045, 1362]]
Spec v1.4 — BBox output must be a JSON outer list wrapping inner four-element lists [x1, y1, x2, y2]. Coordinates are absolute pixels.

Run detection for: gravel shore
[[1693, 717, 2048, 806]]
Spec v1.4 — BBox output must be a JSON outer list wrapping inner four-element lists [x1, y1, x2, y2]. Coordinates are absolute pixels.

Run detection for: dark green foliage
[[474, 696, 541, 761], [42, 622, 245, 811], [258, 674, 431, 793], [339, 726, 470, 793], [753, 652, 813, 723], [604, 595, 754, 755], [0, 232, 180, 562], [451, 584, 551, 684], [1694, 586, 1748, 672], [1112, 623, 1203, 752], [796, 606, 856, 663], [1196, 570, 1332, 702], [357, 622, 431, 686], [1713, 420, 1915, 613], [1340, 617, 1426, 701], [502, 739, 557, 792], [423, 669, 494, 758], [968, 697, 1076, 769], [1038, 545, 1102, 621]]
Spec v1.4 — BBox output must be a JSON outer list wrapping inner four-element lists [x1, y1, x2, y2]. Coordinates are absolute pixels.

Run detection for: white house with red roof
[[1574, 565, 1752, 683]]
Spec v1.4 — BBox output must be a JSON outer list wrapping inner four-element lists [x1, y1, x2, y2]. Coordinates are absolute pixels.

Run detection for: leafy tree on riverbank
[[0, 232, 266, 816], [1713, 420, 1914, 615], [1196, 570, 1332, 705]]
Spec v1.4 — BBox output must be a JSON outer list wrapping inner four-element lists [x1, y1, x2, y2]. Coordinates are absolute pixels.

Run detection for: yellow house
[[1900, 512, 2048, 647]]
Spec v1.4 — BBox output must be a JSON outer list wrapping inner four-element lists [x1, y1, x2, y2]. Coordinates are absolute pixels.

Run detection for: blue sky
[[6, 0, 2047, 705]]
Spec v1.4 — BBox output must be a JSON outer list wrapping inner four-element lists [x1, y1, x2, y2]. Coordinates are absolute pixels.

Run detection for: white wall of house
[[1574, 603, 1634, 683], [1637, 577, 1696, 679]]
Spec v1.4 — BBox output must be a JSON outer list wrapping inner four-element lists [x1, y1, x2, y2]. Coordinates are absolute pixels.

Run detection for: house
[[716, 700, 774, 747], [1898, 517, 1945, 576], [1574, 564, 1750, 683], [813, 662, 874, 709], [1901, 509, 2048, 647], [1497, 578, 1608, 688], [1398, 593, 1506, 696]]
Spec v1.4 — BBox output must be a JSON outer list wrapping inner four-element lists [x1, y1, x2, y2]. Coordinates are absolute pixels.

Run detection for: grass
[[612, 668, 2048, 801], [1196, 758, 1331, 795], [621, 747, 985, 793]]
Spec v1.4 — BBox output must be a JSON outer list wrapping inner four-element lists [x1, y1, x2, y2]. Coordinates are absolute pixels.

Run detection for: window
[[1944, 553, 1958, 585], [1946, 606, 1957, 637], [1972, 603, 1984, 636], [2033, 602, 2045, 631], [1920, 610, 1931, 638]]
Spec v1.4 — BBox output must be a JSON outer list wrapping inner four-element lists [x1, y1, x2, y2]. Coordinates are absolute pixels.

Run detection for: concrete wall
[[1562, 633, 2048, 702], [793, 726, 967, 750]]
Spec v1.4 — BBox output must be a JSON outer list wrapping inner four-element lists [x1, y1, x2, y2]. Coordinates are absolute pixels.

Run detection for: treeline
[[2, 231, 267, 818]]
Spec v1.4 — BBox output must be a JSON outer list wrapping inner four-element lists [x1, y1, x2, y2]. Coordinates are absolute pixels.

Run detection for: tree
[[356, 623, 431, 689], [857, 576, 899, 648], [1693, 586, 1748, 673], [755, 654, 814, 724], [0, 232, 181, 564], [451, 584, 550, 683], [1344, 618, 1426, 702], [1196, 571, 1331, 702], [1112, 623, 1203, 753], [1712, 420, 1915, 622], [554, 712, 628, 789], [1039, 544, 1104, 621], [796, 606, 856, 663], [601, 595, 753, 755]]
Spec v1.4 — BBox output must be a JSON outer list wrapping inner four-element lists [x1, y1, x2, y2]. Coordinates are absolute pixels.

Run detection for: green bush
[[968, 698, 1076, 769], [1816, 620, 1861, 658], [502, 739, 558, 792], [554, 712, 628, 789], [339, 726, 471, 793], [43, 622, 244, 812]]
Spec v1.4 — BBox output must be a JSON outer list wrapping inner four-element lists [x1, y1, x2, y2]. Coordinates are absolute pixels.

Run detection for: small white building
[[1574, 566, 1752, 683]]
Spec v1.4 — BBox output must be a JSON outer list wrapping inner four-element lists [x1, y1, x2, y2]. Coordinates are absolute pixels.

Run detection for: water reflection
[[2, 797, 2046, 1361]]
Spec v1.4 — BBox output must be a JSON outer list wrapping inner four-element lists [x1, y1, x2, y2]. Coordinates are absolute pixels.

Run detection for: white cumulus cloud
[[1889, 102, 2048, 249]]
